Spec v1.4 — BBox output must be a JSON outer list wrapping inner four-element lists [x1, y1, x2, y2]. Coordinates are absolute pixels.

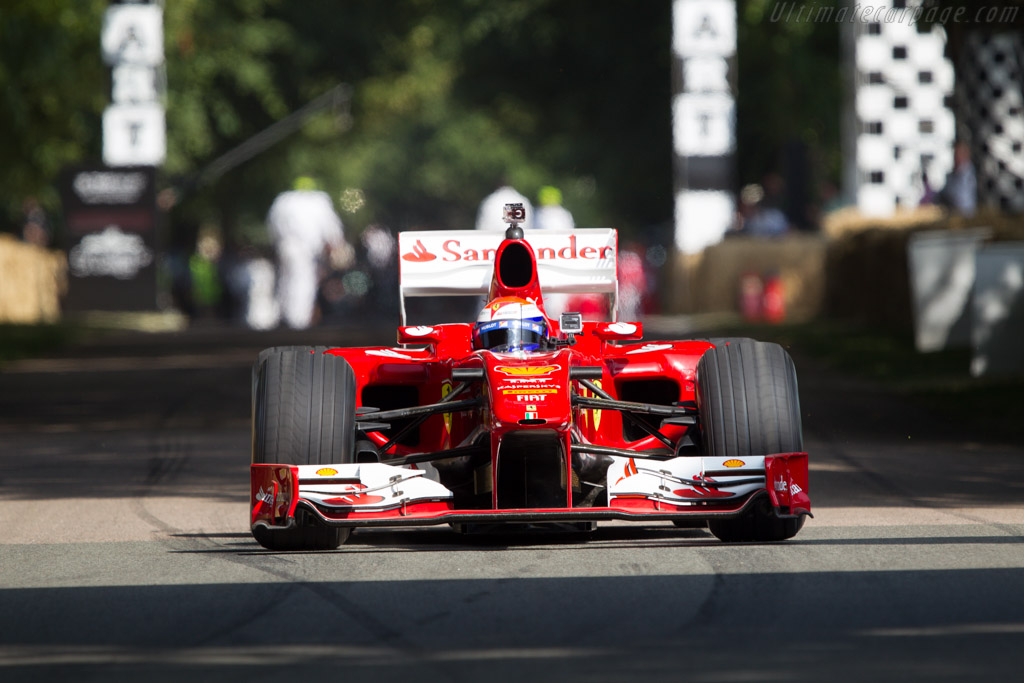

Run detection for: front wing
[[251, 453, 810, 531]]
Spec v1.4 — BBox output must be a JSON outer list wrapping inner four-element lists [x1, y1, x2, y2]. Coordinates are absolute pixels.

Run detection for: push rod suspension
[[573, 380, 687, 449], [360, 382, 479, 455]]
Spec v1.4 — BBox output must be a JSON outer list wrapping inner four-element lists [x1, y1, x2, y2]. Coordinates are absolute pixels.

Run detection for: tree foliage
[[0, 0, 108, 223], [1, 0, 675, 245], [1, 0, 849, 246], [736, 0, 842, 225], [204, 0, 675, 244]]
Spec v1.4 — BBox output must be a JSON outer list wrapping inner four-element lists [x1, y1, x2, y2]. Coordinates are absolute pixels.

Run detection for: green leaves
[[1, 1, 673, 244], [0, 0, 107, 220]]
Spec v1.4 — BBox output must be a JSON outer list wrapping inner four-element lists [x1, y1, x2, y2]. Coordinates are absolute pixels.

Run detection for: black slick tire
[[696, 338, 806, 542], [251, 346, 355, 550]]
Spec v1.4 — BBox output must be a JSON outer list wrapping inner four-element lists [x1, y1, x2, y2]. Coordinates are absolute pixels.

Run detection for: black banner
[[59, 165, 159, 312]]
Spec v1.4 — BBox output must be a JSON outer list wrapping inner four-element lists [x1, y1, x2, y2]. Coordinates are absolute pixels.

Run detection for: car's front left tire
[[251, 346, 355, 550], [696, 338, 806, 543]]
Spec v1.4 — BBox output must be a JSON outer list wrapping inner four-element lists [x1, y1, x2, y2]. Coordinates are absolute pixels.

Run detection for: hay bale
[[665, 235, 827, 321], [821, 205, 946, 239], [0, 234, 67, 323], [823, 210, 1024, 332], [661, 206, 1024, 326]]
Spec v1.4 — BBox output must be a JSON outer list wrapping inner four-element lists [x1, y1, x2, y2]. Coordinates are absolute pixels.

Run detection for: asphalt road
[[1, 322, 1022, 682]]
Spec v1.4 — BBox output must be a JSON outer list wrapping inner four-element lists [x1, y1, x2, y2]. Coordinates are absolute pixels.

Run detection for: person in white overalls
[[476, 185, 533, 231], [533, 185, 575, 317], [266, 177, 349, 329]]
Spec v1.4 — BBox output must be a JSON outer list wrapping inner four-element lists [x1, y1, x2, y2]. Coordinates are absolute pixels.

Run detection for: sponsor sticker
[[614, 457, 639, 484], [401, 239, 436, 262], [365, 349, 414, 360], [626, 343, 673, 355], [722, 459, 745, 468], [441, 379, 454, 433], [323, 483, 385, 506], [495, 366, 558, 376], [502, 388, 558, 395], [578, 378, 603, 430], [316, 468, 338, 477]]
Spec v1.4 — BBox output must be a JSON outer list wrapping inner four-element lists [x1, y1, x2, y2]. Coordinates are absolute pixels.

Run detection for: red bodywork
[[251, 232, 810, 531]]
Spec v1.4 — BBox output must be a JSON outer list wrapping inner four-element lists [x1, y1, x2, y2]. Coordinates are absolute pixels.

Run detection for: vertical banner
[[59, 166, 159, 312], [850, 1, 955, 216], [101, 2, 166, 167], [960, 32, 1024, 213], [671, 0, 737, 255], [65, 0, 165, 313]]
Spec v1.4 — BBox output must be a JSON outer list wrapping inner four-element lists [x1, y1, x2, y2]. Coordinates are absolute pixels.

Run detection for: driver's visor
[[473, 319, 547, 351]]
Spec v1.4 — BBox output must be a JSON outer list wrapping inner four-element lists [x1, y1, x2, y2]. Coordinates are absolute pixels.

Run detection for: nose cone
[[483, 351, 571, 429]]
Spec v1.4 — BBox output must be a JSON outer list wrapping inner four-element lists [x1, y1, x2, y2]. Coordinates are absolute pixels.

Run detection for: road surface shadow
[[2, 568, 1023, 682]]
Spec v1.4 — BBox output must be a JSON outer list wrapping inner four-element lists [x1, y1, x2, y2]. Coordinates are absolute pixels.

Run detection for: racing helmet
[[472, 297, 548, 352]]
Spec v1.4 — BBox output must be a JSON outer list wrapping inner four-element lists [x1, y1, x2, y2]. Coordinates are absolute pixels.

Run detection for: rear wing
[[397, 229, 618, 324]]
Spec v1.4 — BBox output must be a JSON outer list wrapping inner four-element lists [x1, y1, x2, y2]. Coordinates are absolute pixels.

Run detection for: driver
[[472, 297, 549, 352]]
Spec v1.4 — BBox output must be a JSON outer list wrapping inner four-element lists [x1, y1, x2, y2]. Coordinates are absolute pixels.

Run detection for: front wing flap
[[606, 452, 810, 518], [250, 452, 810, 530]]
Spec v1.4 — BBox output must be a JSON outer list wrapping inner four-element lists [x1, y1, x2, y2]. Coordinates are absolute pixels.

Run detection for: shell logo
[[495, 365, 558, 376], [722, 459, 746, 468], [316, 468, 339, 476]]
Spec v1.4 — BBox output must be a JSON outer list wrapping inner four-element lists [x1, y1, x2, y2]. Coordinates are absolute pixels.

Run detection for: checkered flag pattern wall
[[959, 32, 1024, 213], [854, 2, 956, 215]]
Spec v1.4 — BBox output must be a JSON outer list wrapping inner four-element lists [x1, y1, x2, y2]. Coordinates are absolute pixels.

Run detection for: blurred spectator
[[188, 230, 223, 319], [223, 245, 279, 330], [21, 197, 51, 247], [736, 183, 789, 237], [919, 162, 937, 207], [476, 183, 533, 230], [618, 244, 648, 321], [361, 223, 398, 318], [937, 141, 977, 217], [809, 179, 852, 230], [361, 223, 396, 271], [565, 292, 608, 321], [267, 176, 350, 329], [534, 185, 574, 231], [820, 179, 851, 214], [532, 185, 575, 315]]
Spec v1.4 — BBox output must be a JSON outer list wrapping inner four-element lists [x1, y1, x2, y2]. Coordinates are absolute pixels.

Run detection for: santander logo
[[402, 240, 437, 262], [403, 235, 614, 264]]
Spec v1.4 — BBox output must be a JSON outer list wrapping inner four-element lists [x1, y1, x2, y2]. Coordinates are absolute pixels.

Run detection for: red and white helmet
[[473, 297, 548, 352]]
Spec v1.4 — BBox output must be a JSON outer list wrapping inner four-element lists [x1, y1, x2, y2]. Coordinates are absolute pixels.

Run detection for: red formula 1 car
[[250, 210, 810, 549]]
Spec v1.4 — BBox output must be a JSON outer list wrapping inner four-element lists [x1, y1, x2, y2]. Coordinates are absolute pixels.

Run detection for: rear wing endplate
[[397, 229, 618, 324]]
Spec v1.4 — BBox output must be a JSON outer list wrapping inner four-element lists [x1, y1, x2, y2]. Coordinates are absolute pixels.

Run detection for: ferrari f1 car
[[250, 208, 810, 549]]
